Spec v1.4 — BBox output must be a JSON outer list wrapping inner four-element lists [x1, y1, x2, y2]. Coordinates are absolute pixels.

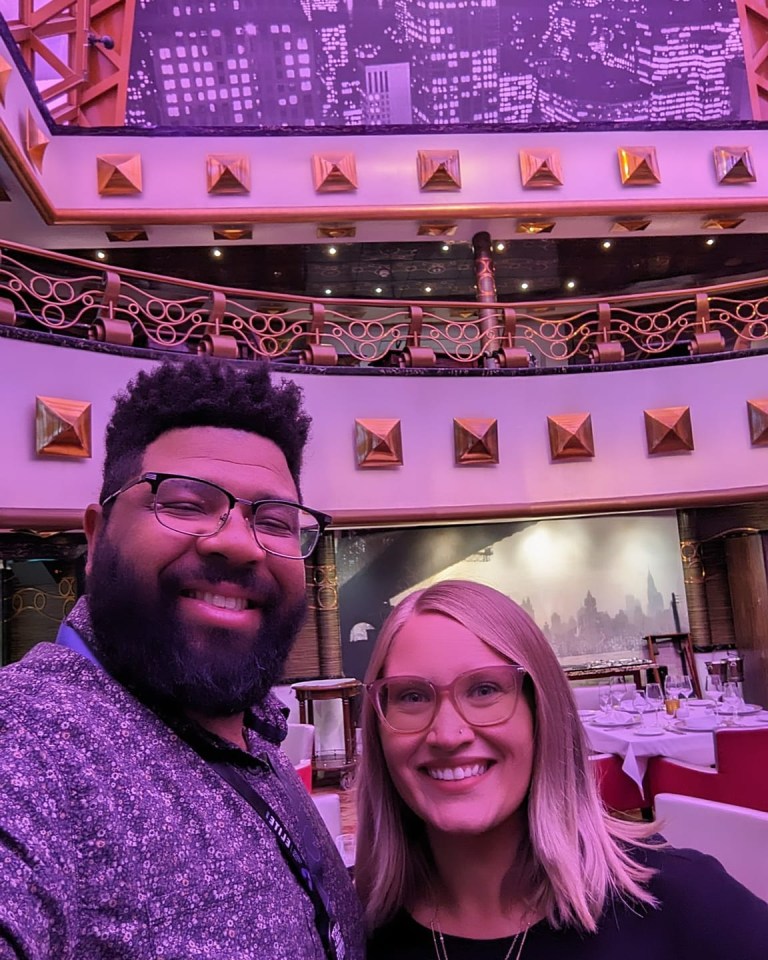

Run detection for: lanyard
[[207, 756, 346, 960], [171, 720, 346, 960]]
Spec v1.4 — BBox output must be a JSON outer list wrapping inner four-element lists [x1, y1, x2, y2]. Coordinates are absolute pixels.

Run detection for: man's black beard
[[86, 533, 307, 717]]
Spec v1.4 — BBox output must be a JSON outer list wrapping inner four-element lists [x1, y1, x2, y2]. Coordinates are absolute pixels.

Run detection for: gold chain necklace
[[429, 909, 530, 960]]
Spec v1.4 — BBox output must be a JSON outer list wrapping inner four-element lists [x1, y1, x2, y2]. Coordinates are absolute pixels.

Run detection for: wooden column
[[724, 534, 768, 707]]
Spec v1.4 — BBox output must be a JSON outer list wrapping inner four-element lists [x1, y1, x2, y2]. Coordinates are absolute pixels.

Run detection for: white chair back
[[654, 792, 768, 903], [281, 722, 315, 765], [571, 684, 608, 711], [311, 792, 342, 839]]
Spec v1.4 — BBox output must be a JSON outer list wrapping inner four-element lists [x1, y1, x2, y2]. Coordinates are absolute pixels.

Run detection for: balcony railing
[[2, 239, 768, 369]]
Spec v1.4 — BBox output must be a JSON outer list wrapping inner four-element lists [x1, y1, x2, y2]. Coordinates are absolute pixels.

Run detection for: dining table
[[581, 712, 717, 796]]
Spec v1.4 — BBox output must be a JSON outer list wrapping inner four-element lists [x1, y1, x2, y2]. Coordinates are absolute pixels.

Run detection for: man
[[0, 359, 364, 959]]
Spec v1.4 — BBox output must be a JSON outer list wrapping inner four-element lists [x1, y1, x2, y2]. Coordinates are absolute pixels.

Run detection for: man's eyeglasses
[[366, 665, 527, 734], [101, 472, 331, 560]]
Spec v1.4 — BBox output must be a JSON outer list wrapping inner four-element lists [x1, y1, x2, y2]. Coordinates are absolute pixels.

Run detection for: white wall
[[1, 335, 767, 518]]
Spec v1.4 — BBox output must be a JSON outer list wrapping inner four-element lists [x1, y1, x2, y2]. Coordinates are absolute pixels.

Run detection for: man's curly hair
[[99, 358, 310, 506]]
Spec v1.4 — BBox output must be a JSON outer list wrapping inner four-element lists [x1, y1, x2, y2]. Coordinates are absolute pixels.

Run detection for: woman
[[356, 580, 768, 959]]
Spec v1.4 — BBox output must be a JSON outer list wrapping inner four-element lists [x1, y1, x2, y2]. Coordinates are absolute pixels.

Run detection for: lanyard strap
[[167, 715, 346, 960], [207, 757, 346, 960]]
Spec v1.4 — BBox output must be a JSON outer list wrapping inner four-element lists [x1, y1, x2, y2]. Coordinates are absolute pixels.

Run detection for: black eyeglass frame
[[366, 664, 528, 734], [100, 471, 332, 560]]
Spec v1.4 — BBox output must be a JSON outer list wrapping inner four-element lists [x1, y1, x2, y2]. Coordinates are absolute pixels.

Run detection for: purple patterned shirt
[[0, 641, 364, 959]]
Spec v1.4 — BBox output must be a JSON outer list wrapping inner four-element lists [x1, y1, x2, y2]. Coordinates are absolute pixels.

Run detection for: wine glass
[[598, 685, 612, 715], [704, 675, 723, 714], [644, 683, 664, 726], [609, 678, 626, 711], [678, 675, 694, 701], [664, 675, 682, 717], [721, 681, 743, 726]]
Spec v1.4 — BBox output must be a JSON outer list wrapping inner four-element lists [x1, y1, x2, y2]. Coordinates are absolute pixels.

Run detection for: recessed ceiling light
[[211, 248, 223, 258], [566, 280, 576, 290], [375, 286, 383, 294], [424, 286, 432, 293], [328, 246, 338, 255], [520, 281, 529, 291], [441, 243, 450, 252], [95, 250, 107, 260], [324, 288, 332, 296], [602, 240, 612, 249], [705, 238, 716, 246], [495, 241, 506, 252]]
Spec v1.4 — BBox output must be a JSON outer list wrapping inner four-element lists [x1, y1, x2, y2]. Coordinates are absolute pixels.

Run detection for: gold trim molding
[[0, 54, 11, 107], [453, 418, 499, 465], [417, 150, 461, 191], [97, 155, 142, 196], [644, 406, 694, 455], [747, 399, 768, 446], [312, 153, 358, 193], [519, 148, 563, 188], [547, 413, 594, 460], [713, 147, 756, 185], [24, 111, 50, 174], [106, 228, 148, 242], [206, 154, 250, 195], [35, 396, 92, 458], [618, 146, 660, 186], [355, 418, 403, 468]]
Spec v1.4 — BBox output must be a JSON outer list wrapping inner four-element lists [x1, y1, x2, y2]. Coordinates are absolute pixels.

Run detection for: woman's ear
[[83, 503, 103, 576]]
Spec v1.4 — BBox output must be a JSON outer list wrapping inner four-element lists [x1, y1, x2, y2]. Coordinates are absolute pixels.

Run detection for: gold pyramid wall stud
[[519, 148, 563, 188], [35, 396, 92, 458], [454, 418, 499, 465], [24, 111, 50, 174], [703, 215, 744, 230], [714, 147, 756, 185], [97, 155, 142, 196], [206, 155, 251, 195], [611, 218, 651, 233], [417, 150, 461, 191], [517, 220, 555, 234], [417, 222, 458, 237], [106, 228, 148, 242], [747, 399, 768, 446], [355, 418, 403, 468], [312, 153, 358, 192], [0, 54, 12, 106], [644, 406, 694, 455], [617, 147, 661, 186], [316, 223, 356, 239], [212, 226, 253, 241], [547, 413, 594, 461]]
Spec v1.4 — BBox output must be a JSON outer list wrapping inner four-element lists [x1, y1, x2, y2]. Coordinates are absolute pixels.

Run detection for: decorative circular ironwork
[[736, 301, 756, 320], [152, 322, 183, 345]]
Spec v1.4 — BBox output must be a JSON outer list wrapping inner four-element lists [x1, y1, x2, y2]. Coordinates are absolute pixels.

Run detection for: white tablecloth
[[583, 721, 716, 795]]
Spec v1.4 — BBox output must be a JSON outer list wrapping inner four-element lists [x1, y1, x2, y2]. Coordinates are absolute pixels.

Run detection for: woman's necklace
[[429, 908, 530, 960]]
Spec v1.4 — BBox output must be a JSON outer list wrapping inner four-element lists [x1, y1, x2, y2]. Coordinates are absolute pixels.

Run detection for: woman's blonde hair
[[355, 579, 658, 933]]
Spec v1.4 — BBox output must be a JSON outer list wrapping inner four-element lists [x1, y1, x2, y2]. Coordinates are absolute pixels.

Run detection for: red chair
[[589, 753, 648, 814], [647, 727, 768, 813]]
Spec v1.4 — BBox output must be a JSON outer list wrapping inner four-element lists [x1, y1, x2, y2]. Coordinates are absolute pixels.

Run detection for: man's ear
[[83, 503, 104, 576]]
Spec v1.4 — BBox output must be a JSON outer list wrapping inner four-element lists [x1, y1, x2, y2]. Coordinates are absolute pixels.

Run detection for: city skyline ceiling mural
[[126, 0, 750, 130]]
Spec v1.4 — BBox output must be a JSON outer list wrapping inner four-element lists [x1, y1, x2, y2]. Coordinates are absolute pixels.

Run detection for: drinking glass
[[704, 675, 723, 714], [721, 681, 743, 726], [644, 683, 664, 726], [598, 685, 612, 714], [609, 678, 626, 711], [678, 675, 694, 700], [664, 675, 682, 716]]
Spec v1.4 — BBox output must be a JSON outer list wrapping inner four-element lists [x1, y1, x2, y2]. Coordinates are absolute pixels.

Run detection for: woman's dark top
[[367, 846, 768, 959]]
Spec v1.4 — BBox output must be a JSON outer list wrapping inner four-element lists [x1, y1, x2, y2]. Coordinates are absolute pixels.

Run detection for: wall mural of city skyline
[[336, 511, 688, 681], [125, 0, 750, 130]]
